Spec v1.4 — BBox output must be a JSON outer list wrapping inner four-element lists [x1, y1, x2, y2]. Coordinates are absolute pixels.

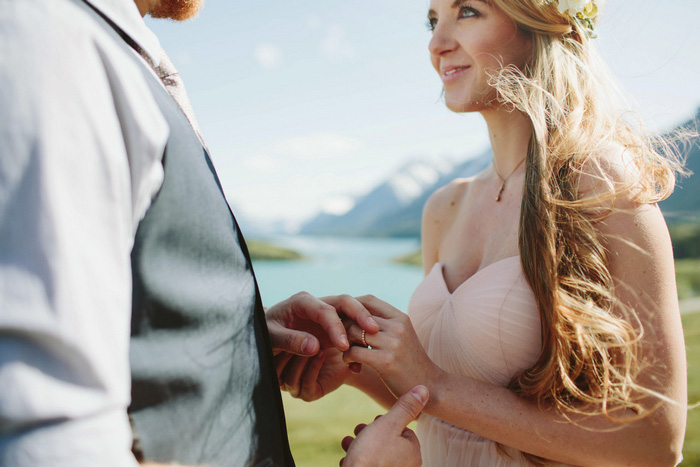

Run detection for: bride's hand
[[342, 295, 444, 399]]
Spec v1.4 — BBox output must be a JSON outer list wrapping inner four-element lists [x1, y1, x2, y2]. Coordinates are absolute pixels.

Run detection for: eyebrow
[[452, 0, 486, 7], [428, 0, 489, 17]]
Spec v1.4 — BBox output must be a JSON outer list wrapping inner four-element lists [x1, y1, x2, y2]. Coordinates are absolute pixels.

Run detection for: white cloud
[[320, 25, 359, 64], [254, 44, 282, 69], [242, 154, 281, 174], [276, 133, 363, 160], [306, 14, 321, 30]]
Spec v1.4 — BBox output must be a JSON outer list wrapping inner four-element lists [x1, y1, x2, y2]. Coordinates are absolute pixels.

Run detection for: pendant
[[496, 182, 505, 202]]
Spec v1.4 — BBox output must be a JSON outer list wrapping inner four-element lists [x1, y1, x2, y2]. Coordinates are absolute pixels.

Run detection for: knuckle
[[338, 294, 353, 305], [356, 294, 375, 303], [387, 336, 401, 351], [284, 333, 298, 352], [293, 291, 312, 301], [395, 397, 419, 418]]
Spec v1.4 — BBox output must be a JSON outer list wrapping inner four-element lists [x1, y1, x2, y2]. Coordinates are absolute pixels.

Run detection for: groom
[[0, 0, 424, 465]]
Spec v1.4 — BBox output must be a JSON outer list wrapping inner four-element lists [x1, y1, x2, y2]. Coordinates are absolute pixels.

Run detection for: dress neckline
[[431, 256, 521, 296]]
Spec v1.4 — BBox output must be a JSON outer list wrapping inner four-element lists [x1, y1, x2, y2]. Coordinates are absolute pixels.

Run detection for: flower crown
[[552, 0, 598, 34]]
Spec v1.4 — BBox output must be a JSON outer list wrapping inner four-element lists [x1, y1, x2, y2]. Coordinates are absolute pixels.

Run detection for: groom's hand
[[266, 292, 379, 357], [340, 385, 428, 466]]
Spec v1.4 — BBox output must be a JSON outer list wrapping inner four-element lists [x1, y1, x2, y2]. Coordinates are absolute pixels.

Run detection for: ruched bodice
[[408, 257, 557, 466]]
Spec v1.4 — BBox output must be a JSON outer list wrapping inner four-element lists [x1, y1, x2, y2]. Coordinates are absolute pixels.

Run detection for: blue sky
[[147, 0, 700, 226]]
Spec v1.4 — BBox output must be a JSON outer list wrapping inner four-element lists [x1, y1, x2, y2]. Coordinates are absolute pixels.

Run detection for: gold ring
[[361, 329, 368, 348]]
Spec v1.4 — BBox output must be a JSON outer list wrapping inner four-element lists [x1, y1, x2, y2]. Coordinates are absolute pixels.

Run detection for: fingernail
[[366, 317, 379, 329], [340, 334, 349, 348], [410, 385, 429, 404], [349, 362, 361, 374], [302, 337, 315, 355]]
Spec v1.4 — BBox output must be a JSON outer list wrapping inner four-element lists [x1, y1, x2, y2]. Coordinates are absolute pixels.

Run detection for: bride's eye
[[458, 5, 479, 19], [427, 16, 438, 32]]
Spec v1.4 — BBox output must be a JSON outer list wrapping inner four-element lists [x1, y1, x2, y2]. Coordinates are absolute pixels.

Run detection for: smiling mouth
[[442, 66, 470, 80]]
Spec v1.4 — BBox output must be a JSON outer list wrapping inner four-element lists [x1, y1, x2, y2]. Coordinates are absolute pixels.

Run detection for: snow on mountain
[[388, 158, 454, 204], [300, 153, 491, 237], [300, 156, 454, 236]]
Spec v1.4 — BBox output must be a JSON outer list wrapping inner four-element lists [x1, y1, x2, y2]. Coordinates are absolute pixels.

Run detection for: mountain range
[[658, 108, 700, 221], [300, 150, 492, 237], [299, 108, 700, 238]]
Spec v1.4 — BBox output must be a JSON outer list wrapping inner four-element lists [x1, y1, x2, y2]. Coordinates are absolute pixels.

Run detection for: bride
[[277, 0, 688, 464]]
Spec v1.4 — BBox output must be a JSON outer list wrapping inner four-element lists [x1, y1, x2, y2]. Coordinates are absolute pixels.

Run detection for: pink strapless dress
[[408, 257, 566, 466]]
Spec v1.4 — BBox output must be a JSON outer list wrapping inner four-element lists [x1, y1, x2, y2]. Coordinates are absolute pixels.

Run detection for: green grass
[[669, 223, 700, 260], [683, 311, 700, 466], [283, 312, 700, 466], [678, 259, 700, 300], [282, 387, 384, 467], [247, 240, 303, 261], [393, 249, 422, 267]]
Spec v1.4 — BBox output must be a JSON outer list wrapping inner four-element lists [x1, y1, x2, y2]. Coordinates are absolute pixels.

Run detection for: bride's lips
[[441, 66, 470, 83]]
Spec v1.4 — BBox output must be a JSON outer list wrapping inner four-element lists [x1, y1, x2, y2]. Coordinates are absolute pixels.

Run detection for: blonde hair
[[482, 0, 685, 462]]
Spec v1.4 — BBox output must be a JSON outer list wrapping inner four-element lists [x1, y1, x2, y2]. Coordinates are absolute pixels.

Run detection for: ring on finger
[[361, 330, 372, 349]]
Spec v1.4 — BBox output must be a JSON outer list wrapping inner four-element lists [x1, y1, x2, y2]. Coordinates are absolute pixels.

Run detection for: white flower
[[556, 0, 589, 15]]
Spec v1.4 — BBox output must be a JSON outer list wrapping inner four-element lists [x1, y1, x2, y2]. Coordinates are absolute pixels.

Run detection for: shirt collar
[[82, 0, 162, 63]]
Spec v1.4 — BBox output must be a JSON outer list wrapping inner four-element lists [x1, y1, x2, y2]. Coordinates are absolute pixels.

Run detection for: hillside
[[659, 108, 700, 220]]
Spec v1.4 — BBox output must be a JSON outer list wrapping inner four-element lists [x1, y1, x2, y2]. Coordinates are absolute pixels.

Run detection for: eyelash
[[426, 5, 480, 32]]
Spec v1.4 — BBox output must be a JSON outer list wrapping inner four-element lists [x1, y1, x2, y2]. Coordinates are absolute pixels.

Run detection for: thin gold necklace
[[493, 157, 526, 202]]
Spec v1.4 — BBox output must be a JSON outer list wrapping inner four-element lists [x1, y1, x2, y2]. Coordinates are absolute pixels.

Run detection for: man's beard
[[148, 0, 204, 21]]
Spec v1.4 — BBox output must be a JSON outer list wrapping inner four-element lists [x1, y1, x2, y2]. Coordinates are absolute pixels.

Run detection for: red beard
[[148, 0, 203, 21]]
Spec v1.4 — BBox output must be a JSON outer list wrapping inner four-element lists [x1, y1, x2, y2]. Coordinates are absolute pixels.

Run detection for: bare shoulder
[[424, 178, 472, 220], [421, 177, 474, 272], [578, 142, 647, 211], [582, 144, 675, 293]]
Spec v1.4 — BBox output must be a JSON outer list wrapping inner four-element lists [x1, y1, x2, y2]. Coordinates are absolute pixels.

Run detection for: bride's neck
[[481, 108, 532, 174]]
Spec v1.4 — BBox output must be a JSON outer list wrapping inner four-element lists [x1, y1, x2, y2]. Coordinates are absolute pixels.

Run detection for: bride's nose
[[429, 23, 457, 57]]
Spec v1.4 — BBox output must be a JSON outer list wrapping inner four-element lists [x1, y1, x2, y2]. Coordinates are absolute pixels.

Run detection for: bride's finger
[[280, 355, 310, 398], [342, 345, 378, 369], [341, 435, 354, 453], [353, 423, 367, 436], [346, 321, 387, 349], [354, 294, 404, 319], [320, 294, 380, 336], [345, 322, 364, 346]]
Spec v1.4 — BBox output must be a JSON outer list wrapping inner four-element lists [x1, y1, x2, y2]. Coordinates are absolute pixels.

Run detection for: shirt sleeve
[[0, 2, 167, 465]]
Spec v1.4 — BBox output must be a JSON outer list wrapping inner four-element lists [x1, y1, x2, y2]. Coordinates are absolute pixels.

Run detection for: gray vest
[[128, 70, 293, 466], [80, 4, 294, 465]]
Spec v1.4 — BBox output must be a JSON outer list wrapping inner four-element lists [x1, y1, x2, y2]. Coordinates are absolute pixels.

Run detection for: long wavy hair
[[480, 0, 686, 462]]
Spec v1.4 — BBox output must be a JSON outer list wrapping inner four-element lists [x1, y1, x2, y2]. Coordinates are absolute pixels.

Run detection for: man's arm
[[0, 2, 167, 464]]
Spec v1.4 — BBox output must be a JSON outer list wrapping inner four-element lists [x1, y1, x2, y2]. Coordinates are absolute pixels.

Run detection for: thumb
[[379, 385, 429, 431], [269, 325, 320, 356]]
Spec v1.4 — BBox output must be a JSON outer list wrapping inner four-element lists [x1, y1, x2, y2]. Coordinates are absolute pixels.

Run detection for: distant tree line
[[669, 223, 700, 259]]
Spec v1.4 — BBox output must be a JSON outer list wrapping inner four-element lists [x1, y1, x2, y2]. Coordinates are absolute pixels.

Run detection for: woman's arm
[[344, 199, 686, 466]]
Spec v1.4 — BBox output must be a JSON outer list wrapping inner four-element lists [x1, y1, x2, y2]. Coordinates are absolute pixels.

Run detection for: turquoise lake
[[251, 236, 424, 313]]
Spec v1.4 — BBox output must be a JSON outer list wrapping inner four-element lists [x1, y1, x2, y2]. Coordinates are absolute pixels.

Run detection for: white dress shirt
[[0, 0, 169, 464]]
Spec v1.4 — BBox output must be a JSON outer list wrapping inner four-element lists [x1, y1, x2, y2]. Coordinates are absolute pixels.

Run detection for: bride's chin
[[445, 99, 479, 114], [444, 93, 498, 114]]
